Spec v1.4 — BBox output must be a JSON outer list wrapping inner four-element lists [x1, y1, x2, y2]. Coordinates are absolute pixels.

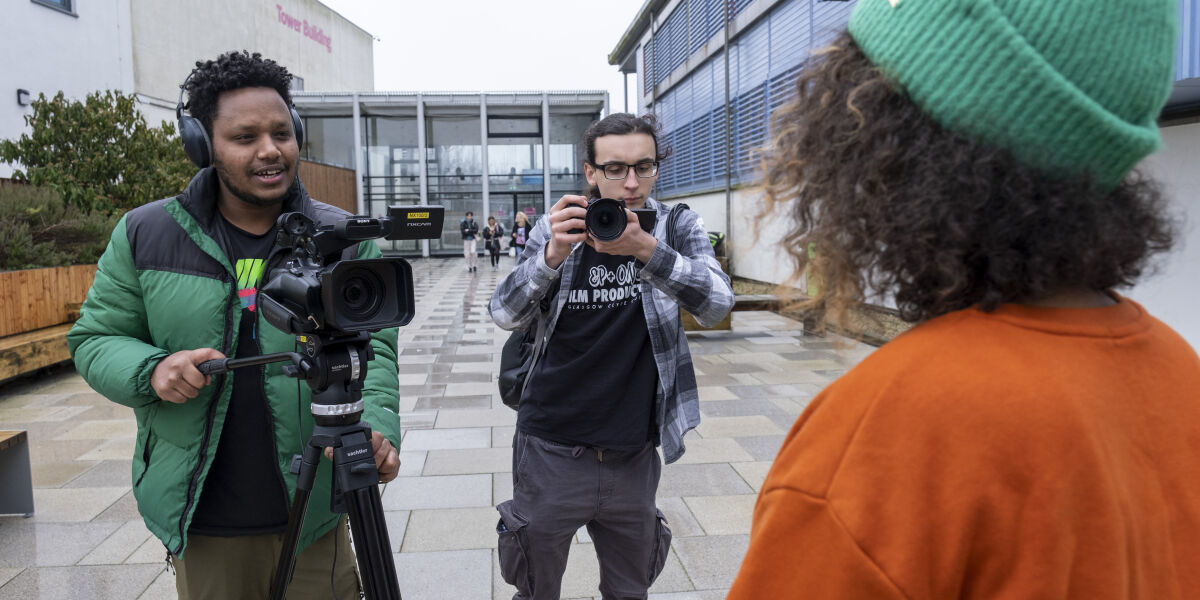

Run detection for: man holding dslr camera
[[68, 51, 401, 599], [490, 113, 734, 599]]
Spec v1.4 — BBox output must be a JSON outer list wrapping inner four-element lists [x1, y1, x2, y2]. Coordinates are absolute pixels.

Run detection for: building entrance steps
[[0, 256, 876, 599]]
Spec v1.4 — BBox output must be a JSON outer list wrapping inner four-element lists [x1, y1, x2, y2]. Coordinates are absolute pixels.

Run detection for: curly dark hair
[[762, 31, 1175, 325], [183, 51, 293, 136]]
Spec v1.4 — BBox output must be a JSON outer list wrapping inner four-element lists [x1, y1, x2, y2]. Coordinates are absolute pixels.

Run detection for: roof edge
[[608, 0, 670, 66]]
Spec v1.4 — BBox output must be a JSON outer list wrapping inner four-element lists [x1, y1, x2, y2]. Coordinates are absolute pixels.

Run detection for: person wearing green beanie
[[728, 0, 1200, 597]]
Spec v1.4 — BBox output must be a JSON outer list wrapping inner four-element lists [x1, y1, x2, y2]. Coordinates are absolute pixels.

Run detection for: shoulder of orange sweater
[[762, 307, 1076, 499]]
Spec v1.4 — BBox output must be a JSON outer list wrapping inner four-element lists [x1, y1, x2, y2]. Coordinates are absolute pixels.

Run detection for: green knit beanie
[[847, 0, 1178, 189]]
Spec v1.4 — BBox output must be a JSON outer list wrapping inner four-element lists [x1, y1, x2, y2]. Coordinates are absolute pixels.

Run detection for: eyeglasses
[[590, 161, 660, 180]]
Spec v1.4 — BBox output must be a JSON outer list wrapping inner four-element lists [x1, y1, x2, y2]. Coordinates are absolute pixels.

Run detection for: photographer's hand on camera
[[545, 195, 591, 269], [151, 348, 226, 404], [588, 207, 658, 263]]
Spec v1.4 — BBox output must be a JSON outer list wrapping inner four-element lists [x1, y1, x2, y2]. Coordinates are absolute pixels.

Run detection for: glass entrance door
[[490, 192, 544, 232]]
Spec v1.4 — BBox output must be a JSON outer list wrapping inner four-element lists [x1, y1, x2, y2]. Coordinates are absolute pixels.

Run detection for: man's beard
[[214, 159, 292, 207]]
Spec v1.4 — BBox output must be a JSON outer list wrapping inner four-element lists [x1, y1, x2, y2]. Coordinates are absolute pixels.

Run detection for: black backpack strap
[[667, 203, 690, 249]]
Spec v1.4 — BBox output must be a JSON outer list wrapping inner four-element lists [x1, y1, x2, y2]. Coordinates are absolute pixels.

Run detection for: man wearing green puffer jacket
[[67, 51, 401, 599]]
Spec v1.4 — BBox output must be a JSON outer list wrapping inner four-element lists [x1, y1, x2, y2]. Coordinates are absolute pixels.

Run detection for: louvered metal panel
[[648, 0, 865, 197], [736, 17, 771, 93], [689, 0, 725, 53], [811, 0, 853, 49], [733, 0, 756, 17], [770, 0, 810, 74], [654, 2, 691, 88], [1179, 0, 1199, 81]]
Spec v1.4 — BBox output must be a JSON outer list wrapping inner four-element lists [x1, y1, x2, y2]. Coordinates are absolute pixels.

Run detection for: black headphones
[[176, 70, 305, 169]]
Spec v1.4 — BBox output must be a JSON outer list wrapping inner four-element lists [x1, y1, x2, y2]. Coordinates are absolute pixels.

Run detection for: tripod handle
[[198, 359, 229, 376], [197, 352, 304, 376]]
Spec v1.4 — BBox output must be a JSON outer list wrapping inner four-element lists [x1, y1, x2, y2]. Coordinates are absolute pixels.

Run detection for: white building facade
[[2, 0, 374, 178]]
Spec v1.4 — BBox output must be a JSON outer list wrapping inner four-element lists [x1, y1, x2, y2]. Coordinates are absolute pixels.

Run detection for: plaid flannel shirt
[[488, 198, 734, 464]]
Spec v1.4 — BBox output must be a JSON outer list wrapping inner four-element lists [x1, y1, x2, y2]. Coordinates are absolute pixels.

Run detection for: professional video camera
[[257, 206, 443, 335], [199, 204, 444, 600], [569, 197, 657, 241]]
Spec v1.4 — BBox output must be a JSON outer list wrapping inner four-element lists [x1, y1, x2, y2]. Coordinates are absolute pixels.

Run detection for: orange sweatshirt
[[728, 297, 1200, 599]]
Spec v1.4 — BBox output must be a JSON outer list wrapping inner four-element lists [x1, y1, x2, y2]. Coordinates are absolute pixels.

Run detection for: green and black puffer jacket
[[67, 169, 401, 557]]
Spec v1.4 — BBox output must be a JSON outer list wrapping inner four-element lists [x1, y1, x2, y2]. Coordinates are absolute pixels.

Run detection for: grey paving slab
[[77, 519, 153, 565], [0, 564, 163, 600], [493, 473, 513, 506], [381, 474, 493, 510], [694, 415, 785, 438], [734, 435, 789, 462], [672, 534, 751, 590], [684, 495, 756, 535], [730, 461, 774, 493], [671, 438, 756, 465], [136, 568, 176, 600], [0, 520, 122, 568], [402, 427, 492, 450], [29, 486, 128, 522], [395, 548, 493, 600], [433, 407, 518, 429], [422, 447, 514, 476], [656, 496, 706, 538], [658, 464, 754, 497], [384, 510, 411, 552], [401, 507, 497, 552], [63, 460, 133, 489]]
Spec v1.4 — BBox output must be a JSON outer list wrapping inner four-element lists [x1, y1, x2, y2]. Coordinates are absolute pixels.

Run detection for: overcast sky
[[317, 0, 648, 112]]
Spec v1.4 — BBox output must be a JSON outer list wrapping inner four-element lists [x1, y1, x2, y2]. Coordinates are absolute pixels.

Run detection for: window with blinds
[[648, 0, 858, 199]]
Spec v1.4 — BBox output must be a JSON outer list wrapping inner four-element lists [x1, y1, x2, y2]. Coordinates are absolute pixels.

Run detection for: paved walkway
[[0, 256, 875, 599]]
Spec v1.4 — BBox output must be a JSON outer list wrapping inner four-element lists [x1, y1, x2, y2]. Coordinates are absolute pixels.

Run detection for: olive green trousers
[[172, 517, 361, 600]]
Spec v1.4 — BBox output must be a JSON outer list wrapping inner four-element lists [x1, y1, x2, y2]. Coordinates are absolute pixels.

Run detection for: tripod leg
[[269, 443, 323, 600], [345, 484, 402, 599]]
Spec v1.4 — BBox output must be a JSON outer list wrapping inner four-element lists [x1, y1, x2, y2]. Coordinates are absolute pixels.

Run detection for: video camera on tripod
[[198, 204, 444, 600]]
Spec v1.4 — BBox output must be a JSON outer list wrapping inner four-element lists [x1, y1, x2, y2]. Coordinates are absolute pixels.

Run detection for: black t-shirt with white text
[[519, 246, 658, 450], [190, 213, 290, 536]]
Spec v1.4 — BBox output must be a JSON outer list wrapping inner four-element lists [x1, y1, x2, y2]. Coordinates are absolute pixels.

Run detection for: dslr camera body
[[569, 197, 657, 241]]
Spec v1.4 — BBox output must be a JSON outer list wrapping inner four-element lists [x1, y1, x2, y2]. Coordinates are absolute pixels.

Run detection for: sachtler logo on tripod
[[197, 204, 444, 600]]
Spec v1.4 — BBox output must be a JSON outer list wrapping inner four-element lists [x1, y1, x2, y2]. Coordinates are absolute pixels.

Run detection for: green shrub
[[0, 90, 193, 214], [0, 182, 120, 270]]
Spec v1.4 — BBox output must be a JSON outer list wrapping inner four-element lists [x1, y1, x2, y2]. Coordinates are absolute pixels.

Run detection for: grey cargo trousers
[[496, 430, 672, 600]]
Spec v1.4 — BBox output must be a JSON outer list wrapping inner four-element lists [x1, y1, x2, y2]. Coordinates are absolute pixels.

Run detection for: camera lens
[[586, 198, 627, 242], [337, 268, 385, 321]]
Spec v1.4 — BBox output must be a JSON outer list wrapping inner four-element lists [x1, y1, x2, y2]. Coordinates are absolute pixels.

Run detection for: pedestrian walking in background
[[729, 1, 1200, 599], [510, 212, 531, 260], [484, 215, 505, 271], [460, 211, 479, 272]]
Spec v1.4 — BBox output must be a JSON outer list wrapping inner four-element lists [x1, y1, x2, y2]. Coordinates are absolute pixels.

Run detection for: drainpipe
[[723, 0, 734, 274]]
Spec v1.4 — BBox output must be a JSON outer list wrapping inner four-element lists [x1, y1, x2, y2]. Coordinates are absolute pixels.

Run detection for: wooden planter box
[[0, 265, 97, 382]]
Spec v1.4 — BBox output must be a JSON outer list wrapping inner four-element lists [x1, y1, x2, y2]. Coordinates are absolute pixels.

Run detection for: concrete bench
[[0, 430, 34, 517]]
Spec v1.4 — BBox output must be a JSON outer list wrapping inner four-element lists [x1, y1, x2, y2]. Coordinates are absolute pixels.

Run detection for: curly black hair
[[183, 50, 293, 136], [762, 32, 1175, 325]]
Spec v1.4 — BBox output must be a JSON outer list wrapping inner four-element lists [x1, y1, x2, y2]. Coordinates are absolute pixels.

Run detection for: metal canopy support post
[[352, 92, 364, 216], [623, 73, 629, 113], [480, 95, 490, 221], [417, 94, 430, 258], [542, 93, 552, 214]]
